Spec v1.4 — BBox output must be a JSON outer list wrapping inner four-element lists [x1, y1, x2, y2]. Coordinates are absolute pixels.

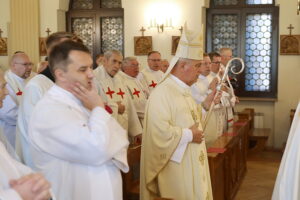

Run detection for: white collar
[[210, 71, 217, 77], [119, 71, 136, 80], [8, 70, 26, 83], [170, 74, 190, 89], [199, 74, 207, 80], [52, 84, 81, 105], [146, 66, 159, 73]]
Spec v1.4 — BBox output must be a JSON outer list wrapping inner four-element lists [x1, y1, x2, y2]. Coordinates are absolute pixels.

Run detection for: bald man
[[160, 59, 169, 73], [0, 52, 34, 149]]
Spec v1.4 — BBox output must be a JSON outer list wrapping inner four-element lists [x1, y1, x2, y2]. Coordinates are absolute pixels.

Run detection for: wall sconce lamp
[[149, 17, 174, 33]]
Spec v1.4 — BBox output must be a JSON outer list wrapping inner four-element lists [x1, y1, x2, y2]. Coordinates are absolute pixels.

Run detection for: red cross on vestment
[[117, 88, 125, 99], [133, 88, 140, 98], [149, 80, 157, 88], [106, 87, 115, 99], [16, 88, 23, 96]]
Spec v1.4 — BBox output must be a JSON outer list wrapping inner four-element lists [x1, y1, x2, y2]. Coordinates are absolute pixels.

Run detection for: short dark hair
[[208, 52, 221, 61], [49, 40, 90, 78], [147, 51, 161, 58], [46, 32, 74, 49]]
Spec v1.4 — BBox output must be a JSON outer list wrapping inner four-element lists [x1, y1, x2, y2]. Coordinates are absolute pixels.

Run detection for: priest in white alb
[[0, 69, 52, 200], [272, 101, 300, 200], [16, 32, 75, 167], [140, 23, 213, 200], [218, 48, 238, 128], [118, 57, 148, 126], [191, 53, 223, 145], [28, 41, 129, 200], [0, 52, 33, 149], [94, 50, 143, 142], [140, 51, 164, 93]]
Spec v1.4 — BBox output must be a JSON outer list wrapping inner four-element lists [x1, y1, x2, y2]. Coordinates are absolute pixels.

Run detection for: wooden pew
[[207, 118, 250, 200], [238, 108, 270, 153], [124, 116, 251, 200], [123, 145, 141, 200]]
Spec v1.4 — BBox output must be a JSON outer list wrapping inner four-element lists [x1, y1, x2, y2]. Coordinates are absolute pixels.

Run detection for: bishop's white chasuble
[[141, 76, 213, 200]]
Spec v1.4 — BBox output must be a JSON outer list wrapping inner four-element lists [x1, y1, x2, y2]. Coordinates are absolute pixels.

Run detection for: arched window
[[67, 0, 124, 59], [206, 0, 279, 98]]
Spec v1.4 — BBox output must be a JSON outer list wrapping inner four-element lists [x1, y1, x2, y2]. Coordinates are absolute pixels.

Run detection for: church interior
[[0, 0, 300, 199]]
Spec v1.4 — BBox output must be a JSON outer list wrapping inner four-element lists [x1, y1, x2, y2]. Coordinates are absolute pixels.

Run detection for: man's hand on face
[[70, 81, 104, 110], [117, 101, 125, 115], [189, 123, 204, 144], [9, 173, 52, 200]]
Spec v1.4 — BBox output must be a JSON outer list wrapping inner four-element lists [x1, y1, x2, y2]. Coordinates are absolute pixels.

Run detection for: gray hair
[[122, 57, 137, 66], [104, 50, 122, 59], [219, 47, 232, 55]]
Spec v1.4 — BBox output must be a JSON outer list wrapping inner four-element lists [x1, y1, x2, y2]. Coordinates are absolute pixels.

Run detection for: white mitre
[[161, 22, 204, 81]]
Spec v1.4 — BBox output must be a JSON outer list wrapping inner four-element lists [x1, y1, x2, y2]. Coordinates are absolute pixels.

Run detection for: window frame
[[206, 1, 279, 98], [67, 0, 124, 62]]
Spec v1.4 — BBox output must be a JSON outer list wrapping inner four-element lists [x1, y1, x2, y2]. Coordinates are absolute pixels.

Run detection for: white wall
[[273, 0, 300, 148], [122, 0, 205, 68], [0, 0, 66, 68], [0, 0, 10, 69]]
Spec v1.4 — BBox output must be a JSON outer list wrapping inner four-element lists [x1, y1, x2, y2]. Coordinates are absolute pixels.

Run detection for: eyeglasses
[[14, 62, 33, 67], [212, 62, 221, 65], [200, 62, 211, 66], [148, 59, 161, 62]]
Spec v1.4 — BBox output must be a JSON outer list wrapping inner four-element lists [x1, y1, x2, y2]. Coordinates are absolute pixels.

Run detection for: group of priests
[[0, 24, 244, 200]]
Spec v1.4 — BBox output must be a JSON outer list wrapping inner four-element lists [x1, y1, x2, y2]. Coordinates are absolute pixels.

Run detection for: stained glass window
[[72, 0, 93, 9], [244, 13, 272, 92], [71, 18, 94, 54], [214, 0, 239, 6], [212, 14, 238, 56], [247, 0, 273, 4], [101, 17, 123, 53], [101, 0, 122, 8]]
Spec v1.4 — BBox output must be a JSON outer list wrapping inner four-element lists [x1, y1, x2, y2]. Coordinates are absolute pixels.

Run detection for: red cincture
[[16, 88, 23, 96], [149, 80, 157, 88], [104, 105, 113, 114], [106, 87, 115, 99], [117, 88, 125, 99], [133, 88, 140, 98]]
